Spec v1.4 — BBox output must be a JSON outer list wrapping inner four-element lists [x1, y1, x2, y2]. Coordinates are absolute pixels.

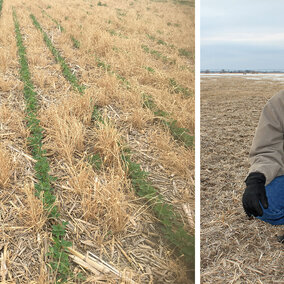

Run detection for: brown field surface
[[0, 0, 194, 283], [201, 74, 284, 283]]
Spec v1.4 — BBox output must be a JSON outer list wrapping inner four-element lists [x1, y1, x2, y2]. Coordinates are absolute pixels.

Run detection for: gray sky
[[201, 0, 284, 71]]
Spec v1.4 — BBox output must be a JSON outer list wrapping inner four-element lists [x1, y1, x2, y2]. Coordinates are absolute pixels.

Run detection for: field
[[0, 0, 194, 283], [201, 75, 284, 283]]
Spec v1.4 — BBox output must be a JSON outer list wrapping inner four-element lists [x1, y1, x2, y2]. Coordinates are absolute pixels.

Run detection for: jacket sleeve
[[249, 91, 284, 185]]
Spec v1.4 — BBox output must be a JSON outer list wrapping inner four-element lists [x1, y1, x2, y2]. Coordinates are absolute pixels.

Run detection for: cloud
[[202, 32, 284, 45], [201, 0, 284, 70], [201, 44, 284, 70]]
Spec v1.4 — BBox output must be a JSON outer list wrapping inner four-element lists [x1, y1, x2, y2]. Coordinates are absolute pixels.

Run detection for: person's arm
[[249, 91, 284, 185], [243, 91, 284, 217]]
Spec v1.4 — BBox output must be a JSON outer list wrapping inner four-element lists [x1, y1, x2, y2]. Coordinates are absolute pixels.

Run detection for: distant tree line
[[201, 69, 284, 74]]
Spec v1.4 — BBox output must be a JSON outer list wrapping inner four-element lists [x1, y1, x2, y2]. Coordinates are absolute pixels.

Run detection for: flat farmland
[[201, 74, 284, 283], [0, 0, 194, 283]]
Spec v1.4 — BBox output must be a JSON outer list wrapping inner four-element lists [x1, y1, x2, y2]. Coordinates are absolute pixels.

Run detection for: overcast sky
[[201, 0, 284, 71]]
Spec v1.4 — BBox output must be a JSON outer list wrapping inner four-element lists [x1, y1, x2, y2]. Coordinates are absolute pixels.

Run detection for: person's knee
[[257, 203, 284, 225]]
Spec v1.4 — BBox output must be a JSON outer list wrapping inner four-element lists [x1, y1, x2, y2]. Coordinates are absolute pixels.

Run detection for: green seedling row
[[41, 16, 192, 147], [146, 33, 175, 49], [142, 94, 194, 147], [169, 78, 193, 98], [42, 9, 81, 49], [167, 22, 180, 27], [142, 43, 192, 97], [13, 10, 72, 282], [95, 56, 193, 147], [178, 48, 193, 59], [144, 66, 155, 73], [95, 56, 130, 88], [97, 1, 107, 6], [107, 28, 128, 39], [42, 9, 64, 31], [121, 149, 194, 266], [141, 44, 175, 64], [146, 34, 193, 60], [0, 0, 3, 15], [91, 107, 194, 269], [94, 55, 193, 147], [30, 14, 84, 93], [116, 8, 127, 19], [71, 36, 80, 48]]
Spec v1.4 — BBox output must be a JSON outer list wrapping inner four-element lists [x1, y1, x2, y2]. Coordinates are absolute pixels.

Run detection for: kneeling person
[[243, 91, 284, 225]]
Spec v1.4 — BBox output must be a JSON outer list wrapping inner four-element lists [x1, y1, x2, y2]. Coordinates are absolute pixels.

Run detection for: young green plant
[[13, 9, 72, 282], [30, 14, 84, 93]]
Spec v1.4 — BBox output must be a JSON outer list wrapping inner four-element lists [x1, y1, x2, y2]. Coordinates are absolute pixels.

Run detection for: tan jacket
[[249, 90, 284, 185]]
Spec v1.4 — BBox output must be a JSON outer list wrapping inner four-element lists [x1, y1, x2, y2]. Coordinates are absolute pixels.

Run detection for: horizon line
[[201, 69, 284, 72]]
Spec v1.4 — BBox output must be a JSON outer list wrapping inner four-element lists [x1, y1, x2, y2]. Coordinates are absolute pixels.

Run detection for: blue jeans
[[257, 175, 284, 225]]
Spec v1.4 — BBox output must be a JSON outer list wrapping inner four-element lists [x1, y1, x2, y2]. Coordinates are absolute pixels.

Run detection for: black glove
[[242, 172, 268, 217]]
